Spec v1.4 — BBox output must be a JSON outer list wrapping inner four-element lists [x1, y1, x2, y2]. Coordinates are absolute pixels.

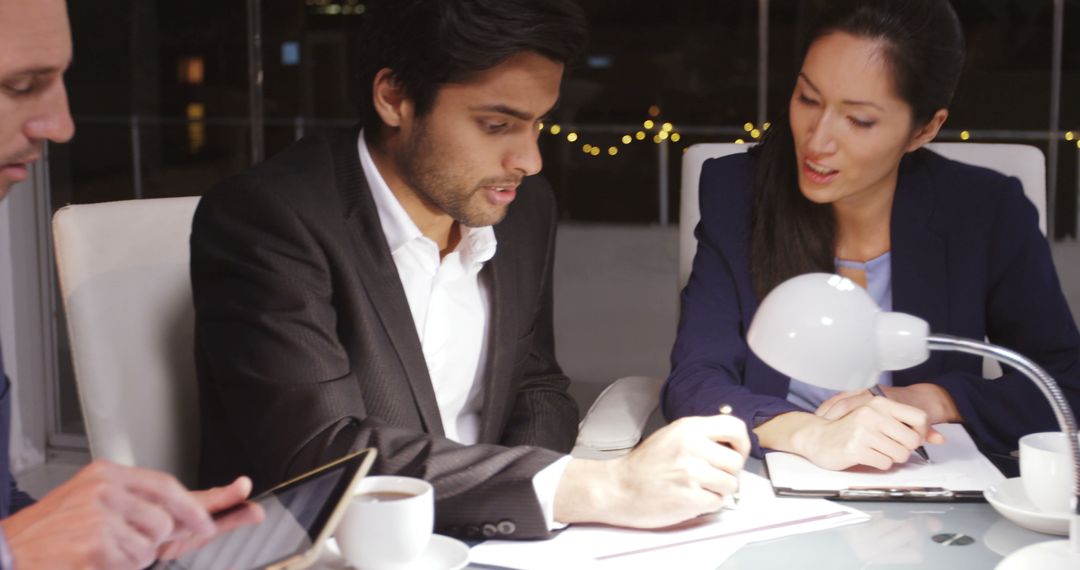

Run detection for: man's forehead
[[440, 53, 564, 117], [0, 0, 72, 75]]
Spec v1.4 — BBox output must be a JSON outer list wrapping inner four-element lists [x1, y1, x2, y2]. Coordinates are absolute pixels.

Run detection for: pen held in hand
[[718, 404, 740, 508], [867, 385, 932, 464]]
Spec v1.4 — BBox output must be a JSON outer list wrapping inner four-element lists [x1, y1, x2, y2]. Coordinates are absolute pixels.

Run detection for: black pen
[[868, 385, 932, 463], [718, 404, 740, 507]]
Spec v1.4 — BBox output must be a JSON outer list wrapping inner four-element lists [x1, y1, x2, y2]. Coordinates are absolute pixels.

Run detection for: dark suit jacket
[[191, 126, 578, 540], [1, 346, 36, 518], [1, 368, 35, 518], [663, 149, 1080, 458]]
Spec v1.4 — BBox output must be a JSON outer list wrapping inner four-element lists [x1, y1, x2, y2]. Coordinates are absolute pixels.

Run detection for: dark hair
[[749, 0, 966, 300], [358, 0, 588, 129]]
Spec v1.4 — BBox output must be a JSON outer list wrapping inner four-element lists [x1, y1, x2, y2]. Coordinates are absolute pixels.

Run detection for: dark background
[[50, 0, 1080, 237]]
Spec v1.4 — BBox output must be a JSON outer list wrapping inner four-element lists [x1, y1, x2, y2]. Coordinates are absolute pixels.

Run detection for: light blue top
[[786, 252, 894, 411]]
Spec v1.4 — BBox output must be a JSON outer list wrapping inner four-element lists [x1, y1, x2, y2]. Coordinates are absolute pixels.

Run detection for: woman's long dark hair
[[749, 0, 966, 300]]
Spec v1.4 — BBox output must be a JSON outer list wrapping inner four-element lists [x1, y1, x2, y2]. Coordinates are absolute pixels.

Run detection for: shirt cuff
[[530, 455, 573, 531], [0, 526, 15, 570]]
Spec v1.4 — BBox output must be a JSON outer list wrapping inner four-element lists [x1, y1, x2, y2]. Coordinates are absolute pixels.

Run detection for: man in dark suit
[[192, 0, 750, 540], [0, 0, 260, 568]]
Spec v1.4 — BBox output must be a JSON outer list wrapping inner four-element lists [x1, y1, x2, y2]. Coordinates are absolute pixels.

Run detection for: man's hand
[[0, 460, 259, 569], [157, 476, 264, 560], [554, 415, 750, 529]]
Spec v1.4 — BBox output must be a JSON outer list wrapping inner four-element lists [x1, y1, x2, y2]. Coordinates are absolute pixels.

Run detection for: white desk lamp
[[745, 273, 1080, 568]]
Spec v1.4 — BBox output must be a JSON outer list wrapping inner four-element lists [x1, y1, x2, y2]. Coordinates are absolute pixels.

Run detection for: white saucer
[[985, 477, 1070, 536], [325, 534, 470, 570], [409, 535, 470, 570]]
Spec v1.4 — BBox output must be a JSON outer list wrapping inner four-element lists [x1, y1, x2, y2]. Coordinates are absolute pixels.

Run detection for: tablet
[[153, 448, 377, 570]]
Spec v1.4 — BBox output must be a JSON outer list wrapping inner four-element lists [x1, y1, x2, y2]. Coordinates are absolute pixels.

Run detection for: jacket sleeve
[[191, 179, 564, 540], [931, 177, 1080, 454], [662, 158, 801, 458], [498, 190, 579, 452]]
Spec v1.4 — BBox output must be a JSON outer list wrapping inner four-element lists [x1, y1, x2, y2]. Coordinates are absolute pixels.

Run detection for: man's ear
[[906, 108, 949, 152], [371, 68, 413, 129]]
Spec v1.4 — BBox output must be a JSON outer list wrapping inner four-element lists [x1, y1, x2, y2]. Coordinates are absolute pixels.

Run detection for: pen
[[718, 404, 740, 508], [867, 385, 932, 464]]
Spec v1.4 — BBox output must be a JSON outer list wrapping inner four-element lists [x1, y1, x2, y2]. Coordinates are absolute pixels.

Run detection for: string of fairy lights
[[539, 106, 1080, 158], [538, 105, 701, 159]]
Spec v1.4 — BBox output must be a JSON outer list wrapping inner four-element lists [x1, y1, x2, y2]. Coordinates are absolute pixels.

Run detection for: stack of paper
[[765, 423, 1005, 499], [470, 472, 869, 570]]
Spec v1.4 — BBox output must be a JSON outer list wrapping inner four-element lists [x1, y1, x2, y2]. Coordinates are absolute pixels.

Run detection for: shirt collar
[[357, 130, 498, 264], [358, 129, 424, 254]]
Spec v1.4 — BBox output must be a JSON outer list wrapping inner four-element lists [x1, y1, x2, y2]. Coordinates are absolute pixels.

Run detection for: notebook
[[764, 423, 1005, 501]]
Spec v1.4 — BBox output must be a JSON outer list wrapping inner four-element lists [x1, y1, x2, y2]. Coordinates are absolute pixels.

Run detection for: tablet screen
[[154, 449, 375, 570]]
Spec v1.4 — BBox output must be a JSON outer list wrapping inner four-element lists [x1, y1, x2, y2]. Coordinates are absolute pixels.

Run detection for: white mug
[[1019, 432, 1074, 514], [335, 476, 434, 569]]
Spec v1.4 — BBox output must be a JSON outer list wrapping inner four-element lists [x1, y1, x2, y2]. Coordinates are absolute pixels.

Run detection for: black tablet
[[153, 448, 377, 570]]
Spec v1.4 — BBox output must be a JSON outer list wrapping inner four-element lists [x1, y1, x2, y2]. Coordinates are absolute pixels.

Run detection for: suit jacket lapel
[[891, 152, 950, 384], [331, 126, 445, 436], [479, 225, 518, 443]]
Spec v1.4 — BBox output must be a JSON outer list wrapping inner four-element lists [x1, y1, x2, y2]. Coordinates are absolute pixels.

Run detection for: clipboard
[[764, 424, 1005, 502]]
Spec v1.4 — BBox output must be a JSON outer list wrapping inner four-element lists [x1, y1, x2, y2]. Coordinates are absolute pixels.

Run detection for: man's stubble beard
[[395, 120, 509, 228]]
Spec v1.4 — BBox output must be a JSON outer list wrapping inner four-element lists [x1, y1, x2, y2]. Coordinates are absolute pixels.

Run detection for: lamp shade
[[746, 273, 931, 391]]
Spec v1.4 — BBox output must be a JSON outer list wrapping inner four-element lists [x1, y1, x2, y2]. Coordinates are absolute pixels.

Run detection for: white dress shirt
[[358, 132, 570, 527], [359, 133, 494, 444]]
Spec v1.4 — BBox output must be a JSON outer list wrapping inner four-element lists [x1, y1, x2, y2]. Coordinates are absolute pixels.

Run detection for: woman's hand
[[816, 383, 962, 425], [755, 398, 945, 471]]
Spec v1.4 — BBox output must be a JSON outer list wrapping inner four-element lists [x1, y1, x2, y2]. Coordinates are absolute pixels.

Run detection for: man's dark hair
[[358, 0, 588, 129]]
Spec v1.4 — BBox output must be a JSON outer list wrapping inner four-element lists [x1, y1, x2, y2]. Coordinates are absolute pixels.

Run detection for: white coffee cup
[[335, 476, 434, 569], [1019, 432, 1074, 514]]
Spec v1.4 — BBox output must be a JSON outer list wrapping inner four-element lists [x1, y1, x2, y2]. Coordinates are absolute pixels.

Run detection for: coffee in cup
[[335, 476, 434, 569]]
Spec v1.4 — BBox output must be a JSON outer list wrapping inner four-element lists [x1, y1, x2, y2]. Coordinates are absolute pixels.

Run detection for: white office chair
[[679, 142, 1047, 289], [576, 142, 1049, 459], [677, 141, 1048, 382], [53, 197, 202, 486], [50, 196, 653, 464]]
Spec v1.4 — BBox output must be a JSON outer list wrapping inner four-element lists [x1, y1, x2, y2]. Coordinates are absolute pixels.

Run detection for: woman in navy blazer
[[664, 0, 1080, 470]]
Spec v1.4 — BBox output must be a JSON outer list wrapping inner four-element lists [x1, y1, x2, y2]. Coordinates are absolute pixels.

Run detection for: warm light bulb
[[750, 129, 761, 139], [661, 122, 673, 132], [567, 132, 578, 142], [960, 130, 971, 141], [550, 124, 562, 135], [671, 133, 681, 142], [622, 135, 632, 144], [735, 138, 745, 144], [743, 122, 754, 132], [608, 146, 618, 156], [648, 105, 661, 117], [635, 131, 646, 141], [643, 120, 655, 130]]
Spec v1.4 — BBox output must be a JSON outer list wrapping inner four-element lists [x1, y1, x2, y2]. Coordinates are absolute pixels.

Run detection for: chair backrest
[[678, 142, 1048, 290], [52, 196, 201, 486], [678, 143, 750, 288]]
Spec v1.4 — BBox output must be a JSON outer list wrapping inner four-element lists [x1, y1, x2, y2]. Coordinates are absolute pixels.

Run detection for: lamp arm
[[927, 334, 1080, 550]]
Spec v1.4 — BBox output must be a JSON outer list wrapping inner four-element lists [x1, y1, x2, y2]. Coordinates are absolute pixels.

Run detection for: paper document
[[469, 472, 869, 570], [765, 423, 1005, 499]]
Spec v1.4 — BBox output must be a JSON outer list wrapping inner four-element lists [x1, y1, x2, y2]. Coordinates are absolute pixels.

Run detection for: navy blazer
[[1, 348, 35, 518], [663, 149, 1080, 458]]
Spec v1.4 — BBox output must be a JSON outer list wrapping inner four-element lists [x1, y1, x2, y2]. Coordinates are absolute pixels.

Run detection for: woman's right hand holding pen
[[755, 397, 944, 471]]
